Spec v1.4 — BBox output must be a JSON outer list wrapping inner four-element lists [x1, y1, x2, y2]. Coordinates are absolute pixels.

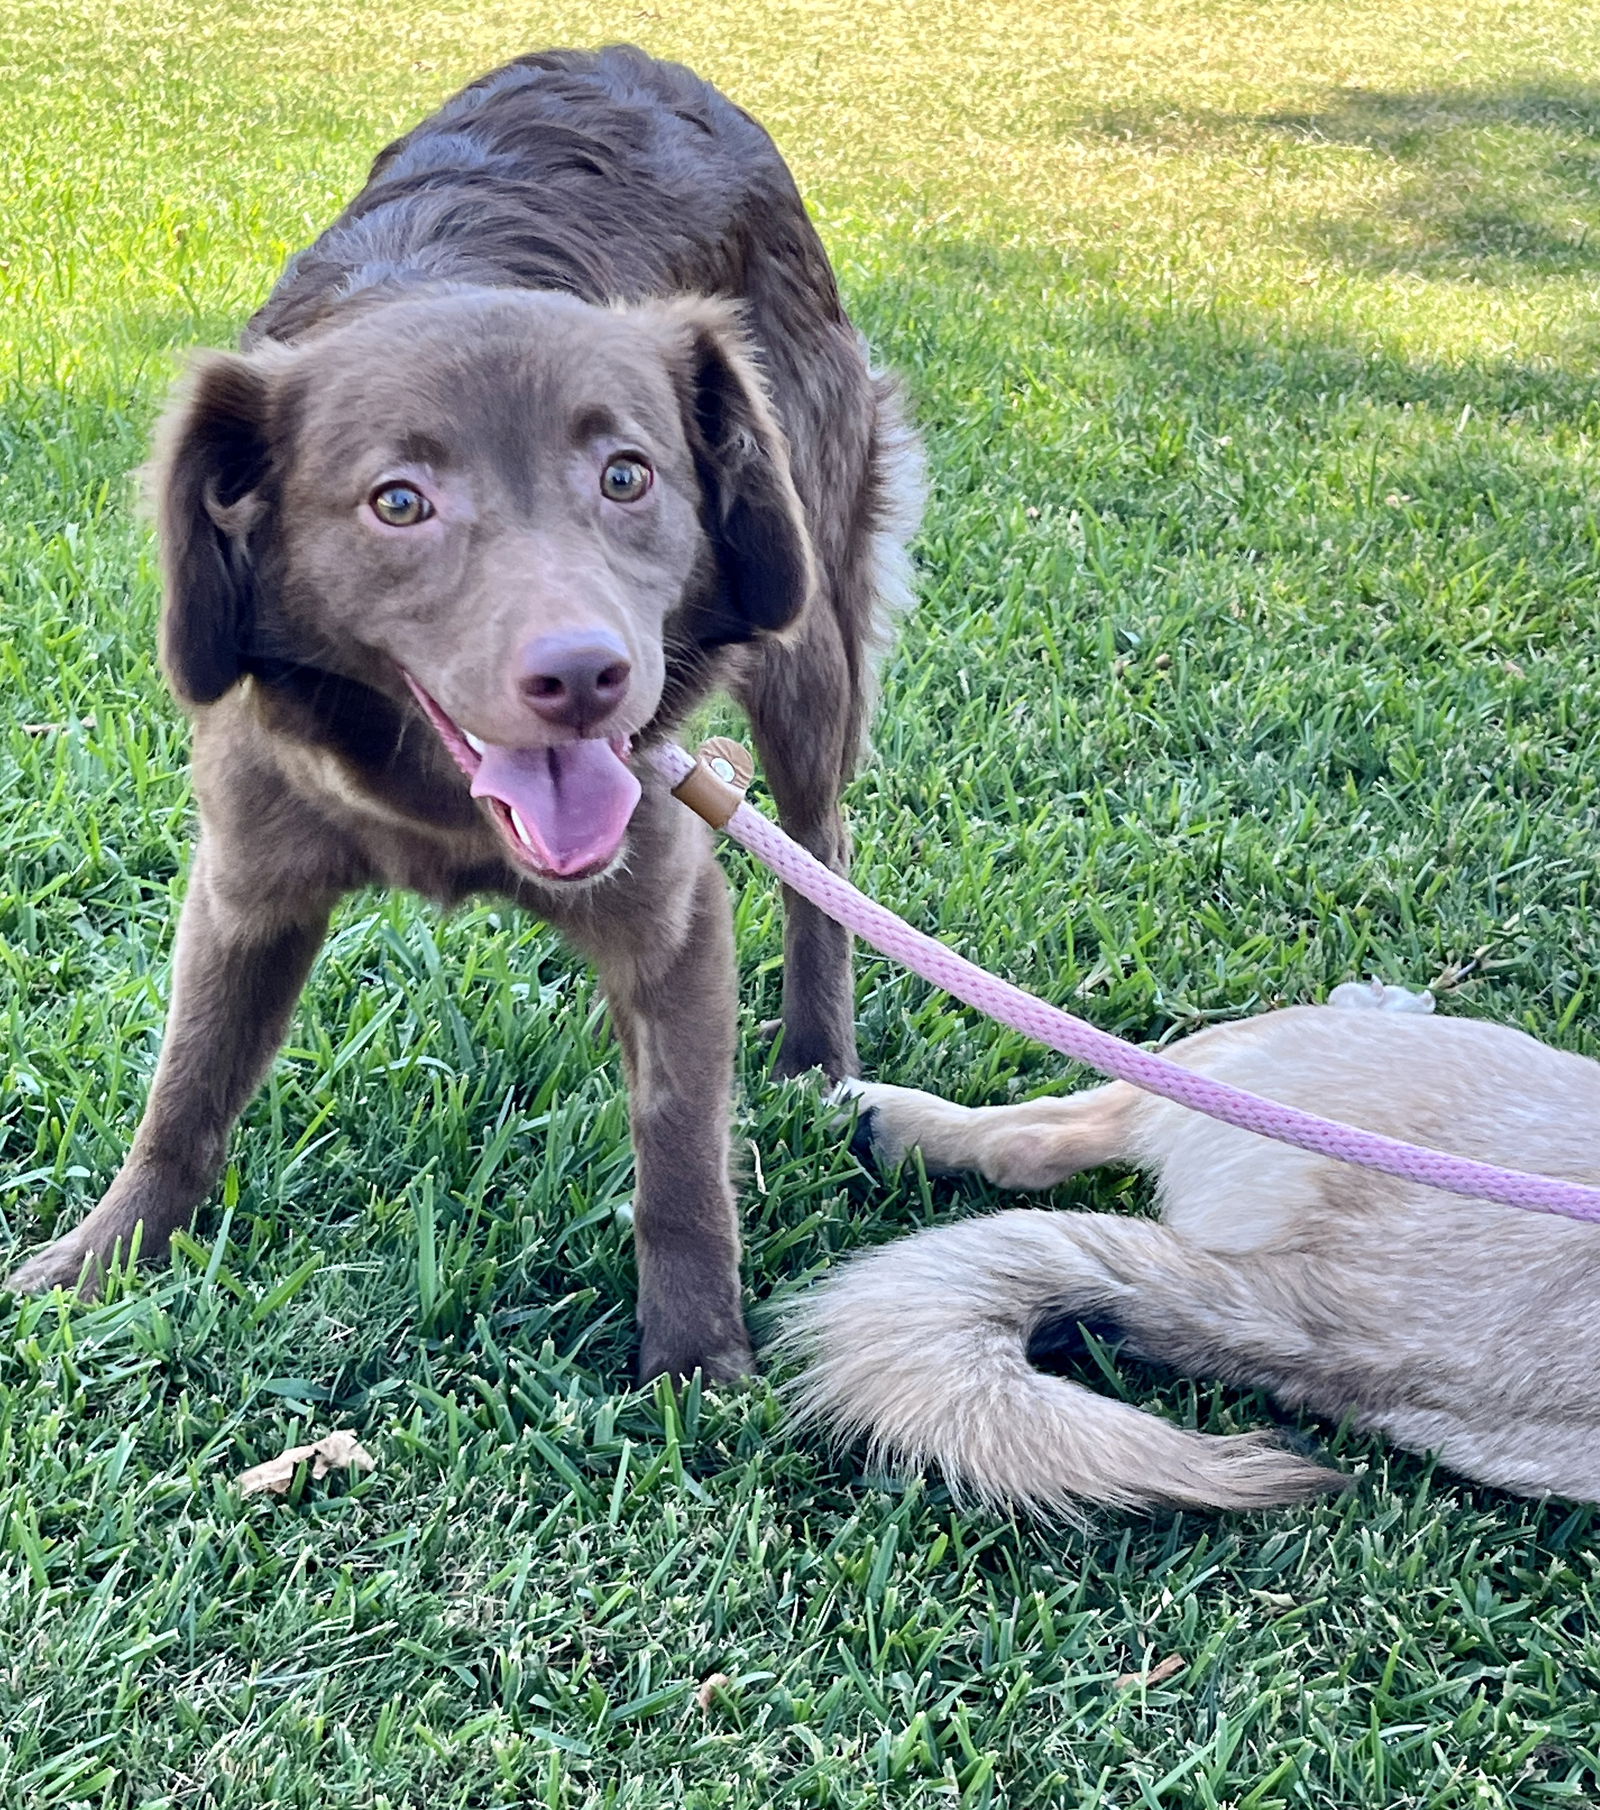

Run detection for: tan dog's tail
[[778, 1209, 1346, 1521]]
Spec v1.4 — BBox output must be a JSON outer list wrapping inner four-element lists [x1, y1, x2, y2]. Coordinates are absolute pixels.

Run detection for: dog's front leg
[[845, 1079, 1138, 1190], [6, 838, 333, 1295], [587, 847, 750, 1385], [735, 618, 860, 1083]]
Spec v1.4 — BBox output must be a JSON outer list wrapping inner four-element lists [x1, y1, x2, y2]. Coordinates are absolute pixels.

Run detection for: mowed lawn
[[7, 0, 1600, 1802]]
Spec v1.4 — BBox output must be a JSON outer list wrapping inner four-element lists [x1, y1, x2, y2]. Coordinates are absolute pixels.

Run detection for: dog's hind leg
[[845, 1079, 1140, 1189], [5, 838, 334, 1296]]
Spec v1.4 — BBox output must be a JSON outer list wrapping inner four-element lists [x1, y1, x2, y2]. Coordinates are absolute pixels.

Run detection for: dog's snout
[[518, 629, 632, 730]]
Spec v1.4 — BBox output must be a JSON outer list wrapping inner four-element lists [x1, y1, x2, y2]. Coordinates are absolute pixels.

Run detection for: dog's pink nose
[[518, 630, 632, 731]]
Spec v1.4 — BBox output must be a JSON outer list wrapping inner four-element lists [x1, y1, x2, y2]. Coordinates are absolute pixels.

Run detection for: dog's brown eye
[[370, 483, 434, 526], [600, 456, 653, 504]]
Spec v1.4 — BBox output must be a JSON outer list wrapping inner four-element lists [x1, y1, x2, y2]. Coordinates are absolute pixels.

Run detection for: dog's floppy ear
[[660, 300, 817, 641], [147, 350, 279, 706]]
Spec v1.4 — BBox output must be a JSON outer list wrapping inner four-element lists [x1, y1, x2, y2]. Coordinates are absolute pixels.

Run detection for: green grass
[[7, 1, 1600, 1802]]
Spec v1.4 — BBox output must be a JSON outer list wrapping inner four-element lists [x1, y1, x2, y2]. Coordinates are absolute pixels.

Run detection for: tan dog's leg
[[846, 1079, 1138, 1190], [6, 839, 333, 1294]]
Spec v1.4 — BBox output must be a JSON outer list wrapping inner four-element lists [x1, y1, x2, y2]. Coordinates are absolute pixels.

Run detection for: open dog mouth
[[403, 674, 641, 880]]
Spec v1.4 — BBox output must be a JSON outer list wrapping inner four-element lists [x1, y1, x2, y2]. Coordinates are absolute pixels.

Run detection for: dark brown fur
[[5, 47, 921, 1381]]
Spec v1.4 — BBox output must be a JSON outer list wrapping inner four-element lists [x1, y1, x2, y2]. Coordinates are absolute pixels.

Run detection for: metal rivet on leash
[[669, 736, 755, 828], [647, 739, 1600, 1223]]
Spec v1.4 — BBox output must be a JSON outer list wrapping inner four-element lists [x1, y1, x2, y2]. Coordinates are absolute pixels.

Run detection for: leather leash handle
[[669, 737, 755, 827]]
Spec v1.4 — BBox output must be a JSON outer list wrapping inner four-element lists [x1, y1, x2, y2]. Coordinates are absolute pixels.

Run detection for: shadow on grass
[[852, 227, 1600, 486], [1078, 79, 1600, 282]]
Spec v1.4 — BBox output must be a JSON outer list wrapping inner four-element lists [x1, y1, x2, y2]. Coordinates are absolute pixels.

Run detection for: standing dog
[[6, 47, 920, 1382], [785, 1002, 1600, 1513]]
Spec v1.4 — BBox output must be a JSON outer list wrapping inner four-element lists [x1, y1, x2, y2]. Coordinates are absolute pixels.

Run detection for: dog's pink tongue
[[471, 739, 641, 876]]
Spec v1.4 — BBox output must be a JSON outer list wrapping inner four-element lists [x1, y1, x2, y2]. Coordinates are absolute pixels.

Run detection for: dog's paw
[[830, 1078, 940, 1171], [766, 1027, 860, 1086], [4, 1234, 102, 1298], [637, 1331, 756, 1389], [1328, 978, 1435, 1014]]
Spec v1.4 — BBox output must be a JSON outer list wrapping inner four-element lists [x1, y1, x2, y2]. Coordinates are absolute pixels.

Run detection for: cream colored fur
[[780, 1005, 1600, 1518]]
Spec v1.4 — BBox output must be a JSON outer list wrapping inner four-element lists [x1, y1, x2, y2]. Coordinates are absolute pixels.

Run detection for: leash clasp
[[670, 737, 755, 828]]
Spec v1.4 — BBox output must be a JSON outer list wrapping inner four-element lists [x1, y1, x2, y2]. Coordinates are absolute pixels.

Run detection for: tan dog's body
[[786, 1004, 1600, 1515]]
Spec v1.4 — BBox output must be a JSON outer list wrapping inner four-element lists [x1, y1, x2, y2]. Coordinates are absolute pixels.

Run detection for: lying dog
[[785, 997, 1600, 1514], [6, 46, 920, 1382]]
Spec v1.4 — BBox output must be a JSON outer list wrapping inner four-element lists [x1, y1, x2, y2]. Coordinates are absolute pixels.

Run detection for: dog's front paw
[[4, 1233, 104, 1298], [832, 1078, 950, 1172], [764, 1021, 859, 1085], [638, 1329, 756, 1388], [637, 1289, 756, 1388]]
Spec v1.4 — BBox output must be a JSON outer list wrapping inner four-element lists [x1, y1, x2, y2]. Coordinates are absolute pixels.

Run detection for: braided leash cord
[[649, 742, 1600, 1223]]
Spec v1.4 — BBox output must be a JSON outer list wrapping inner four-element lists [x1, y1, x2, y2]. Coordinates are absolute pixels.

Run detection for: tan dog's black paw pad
[[1026, 1312, 1128, 1376], [847, 1105, 884, 1170], [827, 1079, 898, 1166]]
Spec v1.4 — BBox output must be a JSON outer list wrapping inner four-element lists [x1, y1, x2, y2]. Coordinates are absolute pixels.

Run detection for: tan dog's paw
[[1328, 978, 1435, 1014], [833, 1078, 974, 1173]]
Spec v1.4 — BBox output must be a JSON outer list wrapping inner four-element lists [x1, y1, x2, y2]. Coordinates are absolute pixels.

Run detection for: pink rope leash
[[649, 740, 1600, 1224]]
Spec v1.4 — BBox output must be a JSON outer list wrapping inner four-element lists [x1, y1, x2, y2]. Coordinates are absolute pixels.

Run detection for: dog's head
[[150, 288, 815, 880]]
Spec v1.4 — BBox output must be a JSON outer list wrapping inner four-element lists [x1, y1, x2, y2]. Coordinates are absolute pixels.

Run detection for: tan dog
[[784, 998, 1600, 1516]]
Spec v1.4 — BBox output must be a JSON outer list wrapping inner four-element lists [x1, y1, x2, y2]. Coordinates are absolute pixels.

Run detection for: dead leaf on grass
[[1116, 1654, 1187, 1690], [236, 1429, 376, 1498], [695, 1672, 732, 1710], [22, 716, 95, 736]]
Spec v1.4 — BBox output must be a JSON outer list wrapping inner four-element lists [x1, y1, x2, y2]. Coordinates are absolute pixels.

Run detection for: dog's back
[[255, 49, 845, 347]]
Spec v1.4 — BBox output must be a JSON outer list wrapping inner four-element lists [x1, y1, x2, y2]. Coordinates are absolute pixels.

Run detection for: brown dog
[[6, 47, 921, 1381]]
